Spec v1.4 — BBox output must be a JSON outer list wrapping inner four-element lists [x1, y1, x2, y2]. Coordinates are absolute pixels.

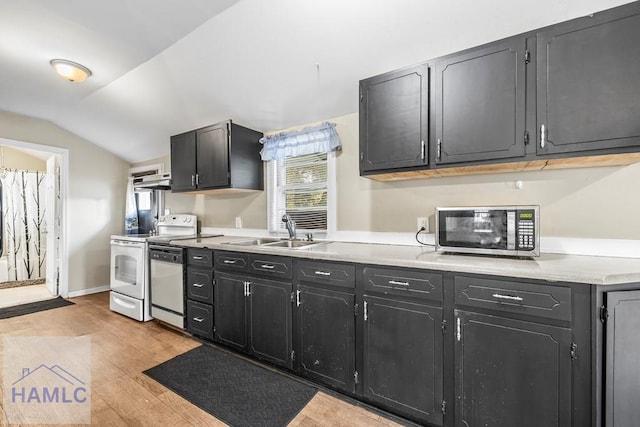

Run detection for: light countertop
[[171, 235, 640, 286]]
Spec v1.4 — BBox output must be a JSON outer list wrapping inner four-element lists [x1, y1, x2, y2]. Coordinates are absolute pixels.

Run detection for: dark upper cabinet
[[359, 63, 429, 174], [170, 120, 263, 193], [537, 5, 640, 155], [170, 131, 196, 191], [454, 310, 572, 427], [433, 37, 527, 165]]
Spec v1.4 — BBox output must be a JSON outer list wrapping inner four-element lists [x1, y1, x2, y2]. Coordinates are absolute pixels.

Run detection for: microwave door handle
[[506, 211, 516, 250]]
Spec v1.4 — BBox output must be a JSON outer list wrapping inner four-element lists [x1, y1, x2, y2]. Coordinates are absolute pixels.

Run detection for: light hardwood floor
[[0, 292, 405, 426]]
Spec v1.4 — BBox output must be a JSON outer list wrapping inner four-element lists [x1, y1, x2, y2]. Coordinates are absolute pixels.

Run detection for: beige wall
[[153, 112, 640, 240], [0, 146, 47, 171], [0, 110, 130, 293]]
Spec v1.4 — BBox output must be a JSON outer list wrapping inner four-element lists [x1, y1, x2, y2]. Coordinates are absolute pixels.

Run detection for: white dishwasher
[[149, 244, 184, 329]]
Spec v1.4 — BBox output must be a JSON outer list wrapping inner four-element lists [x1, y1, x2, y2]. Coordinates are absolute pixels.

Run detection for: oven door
[[110, 240, 146, 299]]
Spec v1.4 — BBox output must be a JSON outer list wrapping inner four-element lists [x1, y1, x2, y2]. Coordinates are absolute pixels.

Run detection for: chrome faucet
[[282, 214, 297, 239]]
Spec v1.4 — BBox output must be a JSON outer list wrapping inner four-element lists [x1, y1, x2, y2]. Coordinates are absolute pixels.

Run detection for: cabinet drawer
[[298, 260, 355, 289], [362, 266, 443, 302], [454, 276, 572, 321], [187, 248, 213, 267], [249, 254, 292, 280], [214, 251, 248, 272], [186, 267, 213, 304], [186, 300, 213, 340]]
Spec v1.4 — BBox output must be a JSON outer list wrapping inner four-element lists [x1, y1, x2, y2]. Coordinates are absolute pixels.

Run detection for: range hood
[[133, 172, 172, 190]]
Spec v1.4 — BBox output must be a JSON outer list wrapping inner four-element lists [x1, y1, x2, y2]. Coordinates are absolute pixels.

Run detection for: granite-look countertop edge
[[171, 236, 640, 286]]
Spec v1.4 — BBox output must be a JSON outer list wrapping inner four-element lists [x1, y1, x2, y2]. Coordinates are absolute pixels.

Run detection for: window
[[262, 122, 340, 237]]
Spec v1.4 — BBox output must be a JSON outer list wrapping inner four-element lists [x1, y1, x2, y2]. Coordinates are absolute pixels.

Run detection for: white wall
[[153, 112, 640, 244], [0, 110, 130, 293]]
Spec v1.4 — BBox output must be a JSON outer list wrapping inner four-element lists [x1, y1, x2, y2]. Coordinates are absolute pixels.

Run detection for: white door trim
[[0, 137, 69, 297]]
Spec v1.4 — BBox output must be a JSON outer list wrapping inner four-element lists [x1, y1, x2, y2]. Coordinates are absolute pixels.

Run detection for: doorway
[[0, 139, 67, 308]]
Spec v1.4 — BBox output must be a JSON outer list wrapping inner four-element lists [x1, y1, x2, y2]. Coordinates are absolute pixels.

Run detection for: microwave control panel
[[516, 209, 536, 250]]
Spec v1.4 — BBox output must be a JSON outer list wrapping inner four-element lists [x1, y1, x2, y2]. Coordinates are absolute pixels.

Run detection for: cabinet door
[[362, 296, 443, 425], [196, 123, 229, 189], [248, 278, 292, 368], [455, 310, 571, 427], [359, 63, 428, 173], [297, 285, 356, 393], [537, 7, 640, 155], [170, 131, 197, 192], [605, 290, 640, 427], [213, 272, 247, 350], [434, 37, 526, 165]]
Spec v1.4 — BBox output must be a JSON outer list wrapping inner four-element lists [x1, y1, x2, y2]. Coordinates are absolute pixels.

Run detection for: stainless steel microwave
[[435, 206, 540, 257]]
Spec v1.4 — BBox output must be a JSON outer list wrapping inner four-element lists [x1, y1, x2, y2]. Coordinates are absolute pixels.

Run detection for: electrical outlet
[[235, 216, 243, 228], [417, 217, 428, 232]]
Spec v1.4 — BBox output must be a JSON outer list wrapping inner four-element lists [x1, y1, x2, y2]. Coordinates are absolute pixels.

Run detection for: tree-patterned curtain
[[1, 169, 48, 281]]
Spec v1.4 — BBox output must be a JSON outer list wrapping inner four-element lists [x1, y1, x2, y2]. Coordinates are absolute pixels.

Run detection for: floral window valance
[[259, 122, 341, 161]]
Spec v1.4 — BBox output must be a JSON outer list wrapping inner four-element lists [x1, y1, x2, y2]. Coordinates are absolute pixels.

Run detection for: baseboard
[[66, 285, 109, 298]]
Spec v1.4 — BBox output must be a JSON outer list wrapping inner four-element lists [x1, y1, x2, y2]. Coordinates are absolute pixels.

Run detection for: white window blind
[[268, 152, 328, 233]]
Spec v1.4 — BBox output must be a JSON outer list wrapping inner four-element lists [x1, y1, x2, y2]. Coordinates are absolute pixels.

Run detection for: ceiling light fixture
[[50, 59, 92, 83]]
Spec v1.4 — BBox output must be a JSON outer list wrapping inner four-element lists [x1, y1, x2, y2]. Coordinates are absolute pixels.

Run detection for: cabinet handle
[[223, 259, 237, 264], [492, 293, 524, 302], [192, 283, 204, 288], [314, 270, 331, 276], [193, 317, 205, 323], [246, 281, 251, 296], [243, 281, 248, 296], [191, 174, 195, 186], [195, 173, 200, 186], [540, 124, 546, 149], [363, 301, 368, 321], [457, 317, 461, 341], [389, 280, 410, 286], [192, 256, 203, 260], [296, 290, 301, 307], [421, 140, 425, 160], [260, 264, 275, 270], [437, 139, 442, 161]]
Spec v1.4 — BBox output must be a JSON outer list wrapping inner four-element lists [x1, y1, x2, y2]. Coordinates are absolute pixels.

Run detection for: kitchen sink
[[262, 240, 328, 249], [224, 238, 328, 250], [225, 238, 283, 246]]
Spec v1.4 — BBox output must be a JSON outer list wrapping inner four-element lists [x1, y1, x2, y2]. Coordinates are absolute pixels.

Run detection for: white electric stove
[[109, 214, 198, 321]]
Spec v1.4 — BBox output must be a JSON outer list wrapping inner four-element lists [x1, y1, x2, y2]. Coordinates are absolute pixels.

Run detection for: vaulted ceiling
[[0, 0, 631, 163]]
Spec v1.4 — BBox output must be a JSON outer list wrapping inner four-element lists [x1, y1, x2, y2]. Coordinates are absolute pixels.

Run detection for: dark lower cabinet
[[297, 285, 356, 393], [185, 249, 214, 340], [247, 277, 292, 368], [186, 300, 213, 340], [454, 310, 572, 427], [214, 271, 292, 369], [214, 272, 248, 350], [363, 295, 443, 426], [605, 290, 640, 427]]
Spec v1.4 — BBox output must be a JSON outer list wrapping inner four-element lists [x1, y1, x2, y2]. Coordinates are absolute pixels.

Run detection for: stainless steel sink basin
[[225, 238, 283, 246], [224, 238, 328, 250], [262, 240, 327, 249]]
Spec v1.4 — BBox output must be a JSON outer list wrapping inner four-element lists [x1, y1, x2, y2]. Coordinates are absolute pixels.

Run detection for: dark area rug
[[0, 296, 74, 320], [144, 345, 318, 427]]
